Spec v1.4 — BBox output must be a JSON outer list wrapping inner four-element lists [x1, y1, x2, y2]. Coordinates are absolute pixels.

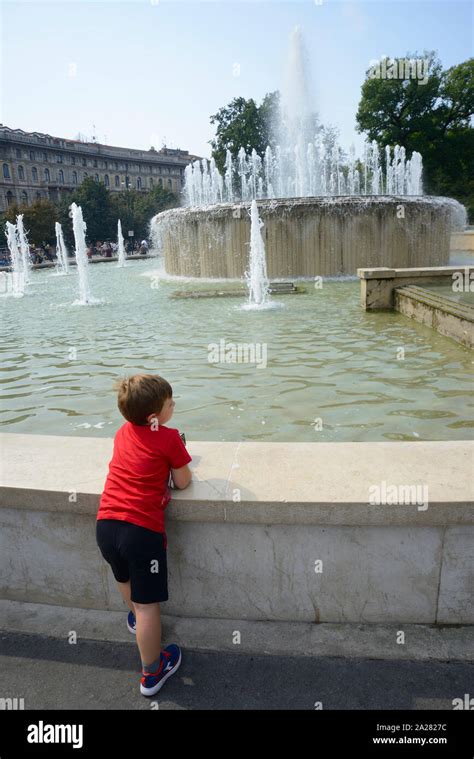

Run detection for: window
[[83, 172, 88, 179], [30, 150, 35, 161], [115, 175, 120, 187], [32, 167, 38, 181], [115, 161, 119, 170], [20, 191, 28, 205], [95, 173, 99, 182], [150, 177, 154, 187], [82, 158, 87, 166], [159, 177, 163, 187], [104, 174, 109, 188], [137, 177, 142, 189], [71, 156, 76, 165], [43, 152, 48, 162], [3, 163, 10, 179], [16, 148, 21, 159], [168, 179, 172, 188], [6, 190, 13, 206], [18, 166, 25, 180], [56, 154, 63, 163], [72, 171, 78, 184], [59, 169, 64, 184], [44, 168, 50, 182], [35, 191, 41, 199], [93, 159, 97, 167], [104, 161, 108, 169], [125, 176, 130, 188]]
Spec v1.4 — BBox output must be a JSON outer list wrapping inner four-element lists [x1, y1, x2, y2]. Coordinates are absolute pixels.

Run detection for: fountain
[[151, 27, 466, 278], [70, 202, 97, 305], [16, 214, 32, 286], [117, 219, 127, 267], [243, 200, 271, 309], [4, 222, 25, 296], [54, 222, 69, 275]]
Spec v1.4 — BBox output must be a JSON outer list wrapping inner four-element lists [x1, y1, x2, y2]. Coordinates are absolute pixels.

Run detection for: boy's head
[[114, 373, 175, 426]]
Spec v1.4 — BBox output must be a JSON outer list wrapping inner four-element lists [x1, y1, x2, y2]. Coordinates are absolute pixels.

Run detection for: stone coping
[[357, 265, 474, 280], [396, 285, 474, 321], [1, 434, 472, 526]]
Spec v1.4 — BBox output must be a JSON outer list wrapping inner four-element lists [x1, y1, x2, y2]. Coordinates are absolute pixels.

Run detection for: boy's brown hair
[[113, 374, 172, 425]]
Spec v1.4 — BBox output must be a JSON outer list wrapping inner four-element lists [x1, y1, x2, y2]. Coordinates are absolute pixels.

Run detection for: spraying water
[[70, 202, 96, 305], [117, 220, 127, 267], [243, 200, 271, 309], [4, 222, 25, 296], [183, 27, 423, 206], [54, 222, 69, 275], [16, 214, 32, 285]]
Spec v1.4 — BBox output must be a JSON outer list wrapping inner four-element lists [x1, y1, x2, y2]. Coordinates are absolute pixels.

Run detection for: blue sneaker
[[127, 610, 136, 635], [140, 644, 182, 697]]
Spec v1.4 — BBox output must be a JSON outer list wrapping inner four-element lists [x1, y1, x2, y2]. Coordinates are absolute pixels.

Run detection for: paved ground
[[0, 631, 472, 710]]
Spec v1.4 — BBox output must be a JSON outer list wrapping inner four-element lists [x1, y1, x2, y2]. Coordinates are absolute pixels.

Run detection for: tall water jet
[[70, 202, 95, 305], [54, 222, 69, 275], [16, 214, 32, 285], [4, 222, 25, 296], [278, 25, 317, 197], [182, 26, 424, 206], [244, 200, 270, 308], [117, 219, 127, 267]]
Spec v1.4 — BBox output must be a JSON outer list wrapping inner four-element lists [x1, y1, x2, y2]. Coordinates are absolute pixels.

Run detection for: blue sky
[[1, 0, 472, 158]]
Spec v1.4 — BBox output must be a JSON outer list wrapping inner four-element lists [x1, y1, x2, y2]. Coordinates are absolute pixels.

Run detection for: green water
[[1, 259, 473, 442]]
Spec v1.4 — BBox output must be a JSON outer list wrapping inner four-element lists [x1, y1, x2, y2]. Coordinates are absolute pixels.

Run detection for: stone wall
[[1, 434, 472, 625]]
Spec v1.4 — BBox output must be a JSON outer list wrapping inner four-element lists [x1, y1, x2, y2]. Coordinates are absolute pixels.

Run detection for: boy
[[96, 374, 192, 697]]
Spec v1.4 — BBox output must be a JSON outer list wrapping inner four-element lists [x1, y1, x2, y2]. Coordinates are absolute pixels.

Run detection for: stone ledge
[[1, 434, 473, 526], [357, 265, 473, 280]]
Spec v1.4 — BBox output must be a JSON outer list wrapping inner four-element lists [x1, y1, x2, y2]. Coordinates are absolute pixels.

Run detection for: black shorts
[[96, 519, 168, 604]]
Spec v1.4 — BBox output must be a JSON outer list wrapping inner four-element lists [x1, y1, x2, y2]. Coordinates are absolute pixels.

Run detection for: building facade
[[0, 125, 200, 212]]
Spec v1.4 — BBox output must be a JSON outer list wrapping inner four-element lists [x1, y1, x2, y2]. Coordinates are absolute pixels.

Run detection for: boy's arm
[[168, 431, 192, 489], [171, 464, 192, 489]]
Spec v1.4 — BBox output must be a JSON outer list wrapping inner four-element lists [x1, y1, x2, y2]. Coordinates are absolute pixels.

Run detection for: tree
[[210, 92, 279, 172], [110, 184, 178, 241], [58, 177, 116, 247], [1, 198, 57, 246], [356, 53, 474, 218]]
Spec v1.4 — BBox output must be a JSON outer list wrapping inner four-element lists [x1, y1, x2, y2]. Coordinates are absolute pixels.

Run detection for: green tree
[[58, 177, 116, 247], [1, 198, 57, 247], [356, 53, 474, 218], [210, 92, 280, 172], [110, 184, 178, 242]]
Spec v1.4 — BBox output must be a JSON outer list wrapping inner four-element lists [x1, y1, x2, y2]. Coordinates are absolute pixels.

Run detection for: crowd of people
[[85, 239, 149, 259], [0, 239, 150, 266]]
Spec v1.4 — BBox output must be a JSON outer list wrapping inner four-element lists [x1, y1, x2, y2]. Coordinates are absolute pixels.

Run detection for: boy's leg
[[134, 601, 162, 670], [116, 579, 136, 616]]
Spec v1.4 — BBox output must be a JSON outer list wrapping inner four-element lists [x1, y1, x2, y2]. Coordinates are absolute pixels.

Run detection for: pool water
[[1, 258, 473, 442]]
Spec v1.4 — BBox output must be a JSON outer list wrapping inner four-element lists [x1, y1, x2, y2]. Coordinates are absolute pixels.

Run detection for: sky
[[0, 0, 472, 159]]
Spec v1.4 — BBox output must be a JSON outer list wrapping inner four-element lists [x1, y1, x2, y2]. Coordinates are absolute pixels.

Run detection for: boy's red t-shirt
[[97, 421, 192, 533]]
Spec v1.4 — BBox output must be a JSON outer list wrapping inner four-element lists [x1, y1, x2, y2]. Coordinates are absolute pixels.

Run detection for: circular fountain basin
[[152, 195, 466, 278]]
